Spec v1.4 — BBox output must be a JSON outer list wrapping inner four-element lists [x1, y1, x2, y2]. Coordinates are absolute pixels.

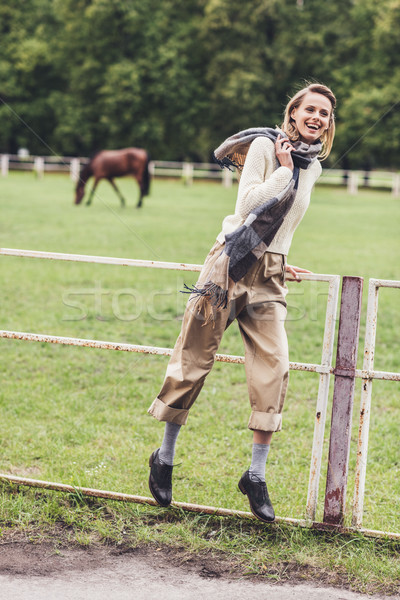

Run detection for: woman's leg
[[148, 241, 229, 426], [159, 421, 182, 465], [237, 300, 289, 522], [250, 430, 273, 481], [148, 242, 234, 506], [253, 430, 273, 445], [148, 299, 231, 506], [148, 304, 231, 506], [240, 301, 289, 433]]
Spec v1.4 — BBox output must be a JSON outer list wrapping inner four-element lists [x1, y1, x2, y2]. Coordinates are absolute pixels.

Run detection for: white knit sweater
[[216, 136, 322, 256]]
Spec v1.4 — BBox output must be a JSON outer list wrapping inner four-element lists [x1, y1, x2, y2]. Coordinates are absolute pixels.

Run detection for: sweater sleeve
[[235, 136, 293, 220]]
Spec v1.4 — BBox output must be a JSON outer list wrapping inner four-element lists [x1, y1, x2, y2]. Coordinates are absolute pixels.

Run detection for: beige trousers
[[148, 241, 289, 432]]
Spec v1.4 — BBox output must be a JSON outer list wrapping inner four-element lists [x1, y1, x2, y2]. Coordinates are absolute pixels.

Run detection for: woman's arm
[[236, 137, 294, 220]]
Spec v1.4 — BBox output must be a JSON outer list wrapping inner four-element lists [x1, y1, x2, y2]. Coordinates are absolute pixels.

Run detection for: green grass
[[0, 172, 399, 591]]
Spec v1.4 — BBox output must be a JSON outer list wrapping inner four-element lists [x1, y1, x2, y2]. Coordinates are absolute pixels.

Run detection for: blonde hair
[[281, 83, 336, 160]]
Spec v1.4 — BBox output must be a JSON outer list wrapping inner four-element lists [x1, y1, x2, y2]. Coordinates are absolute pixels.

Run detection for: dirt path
[[0, 540, 397, 600]]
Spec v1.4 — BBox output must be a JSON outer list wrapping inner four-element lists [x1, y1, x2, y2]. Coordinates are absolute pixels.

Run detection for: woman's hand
[[286, 264, 312, 282], [275, 134, 295, 170]]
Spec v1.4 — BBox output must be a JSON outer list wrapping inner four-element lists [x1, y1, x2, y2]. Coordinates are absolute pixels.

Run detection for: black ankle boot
[[149, 448, 173, 507], [238, 470, 275, 522]]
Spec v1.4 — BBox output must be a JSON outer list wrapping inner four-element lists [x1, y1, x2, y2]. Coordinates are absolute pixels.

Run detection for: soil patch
[[0, 530, 397, 600]]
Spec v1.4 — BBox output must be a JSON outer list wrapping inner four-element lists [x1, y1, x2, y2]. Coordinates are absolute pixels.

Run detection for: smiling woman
[[147, 82, 337, 524]]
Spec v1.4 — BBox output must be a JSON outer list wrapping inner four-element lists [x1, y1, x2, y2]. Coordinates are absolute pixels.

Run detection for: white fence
[[318, 168, 400, 196], [1, 153, 399, 194]]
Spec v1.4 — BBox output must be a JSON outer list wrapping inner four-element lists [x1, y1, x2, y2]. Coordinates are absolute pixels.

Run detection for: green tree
[[0, 0, 399, 166], [0, 0, 60, 153], [333, 0, 400, 168]]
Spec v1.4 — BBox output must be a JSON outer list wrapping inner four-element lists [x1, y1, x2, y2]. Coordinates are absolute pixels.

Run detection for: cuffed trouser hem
[[148, 397, 189, 425], [248, 411, 282, 432]]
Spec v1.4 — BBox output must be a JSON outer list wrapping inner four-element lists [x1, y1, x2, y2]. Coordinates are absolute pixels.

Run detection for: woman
[[147, 83, 336, 522]]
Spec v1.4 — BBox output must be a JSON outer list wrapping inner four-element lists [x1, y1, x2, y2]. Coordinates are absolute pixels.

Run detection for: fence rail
[[1, 473, 398, 541], [1, 153, 399, 194]]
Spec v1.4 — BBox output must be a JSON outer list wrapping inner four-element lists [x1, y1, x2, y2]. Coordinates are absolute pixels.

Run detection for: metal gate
[[0, 247, 399, 540]]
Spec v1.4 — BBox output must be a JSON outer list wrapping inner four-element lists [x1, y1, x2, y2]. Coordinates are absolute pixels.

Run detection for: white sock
[[249, 443, 270, 482], [158, 422, 181, 465]]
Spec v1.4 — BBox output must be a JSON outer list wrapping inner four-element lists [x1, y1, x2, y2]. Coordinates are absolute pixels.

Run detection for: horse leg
[[136, 175, 144, 208], [86, 178, 100, 206], [109, 179, 126, 208]]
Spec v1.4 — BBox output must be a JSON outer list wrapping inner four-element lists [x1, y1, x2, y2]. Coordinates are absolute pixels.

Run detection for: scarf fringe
[[182, 282, 228, 309], [212, 153, 242, 172], [182, 283, 228, 327], [181, 281, 228, 309]]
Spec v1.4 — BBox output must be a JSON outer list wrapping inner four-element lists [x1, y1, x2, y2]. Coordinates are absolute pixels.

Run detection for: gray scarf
[[183, 127, 321, 317]]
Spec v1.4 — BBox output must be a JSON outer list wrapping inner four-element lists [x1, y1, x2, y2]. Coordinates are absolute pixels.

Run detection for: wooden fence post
[[34, 156, 45, 178], [182, 162, 193, 185], [348, 172, 358, 195], [222, 168, 233, 187], [70, 158, 80, 182], [392, 174, 400, 198], [1, 154, 9, 177]]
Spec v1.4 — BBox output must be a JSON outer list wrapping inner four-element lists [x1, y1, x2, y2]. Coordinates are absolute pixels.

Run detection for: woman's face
[[290, 92, 332, 144]]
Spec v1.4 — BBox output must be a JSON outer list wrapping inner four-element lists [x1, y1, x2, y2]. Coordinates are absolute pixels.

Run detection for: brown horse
[[74, 147, 151, 208]]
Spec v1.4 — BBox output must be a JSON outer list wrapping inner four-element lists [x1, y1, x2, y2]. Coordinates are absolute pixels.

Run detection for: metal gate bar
[[352, 278, 400, 527], [1, 473, 399, 541], [305, 270, 340, 520], [0, 329, 330, 373], [0, 247, 340, 522], [323, 277, 363, 525]]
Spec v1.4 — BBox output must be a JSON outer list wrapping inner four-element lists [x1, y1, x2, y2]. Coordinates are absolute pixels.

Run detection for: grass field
[[1, 172, 399, 592]]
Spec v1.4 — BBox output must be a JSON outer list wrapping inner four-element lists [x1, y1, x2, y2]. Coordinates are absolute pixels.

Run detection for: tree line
[[1, 0, 399, 168]]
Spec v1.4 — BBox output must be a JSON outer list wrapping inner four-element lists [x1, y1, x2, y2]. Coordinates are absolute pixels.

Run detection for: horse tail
[[142, 152, 151, 197]]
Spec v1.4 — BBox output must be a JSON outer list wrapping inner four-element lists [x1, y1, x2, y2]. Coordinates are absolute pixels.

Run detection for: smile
[[306, 123, 320, 131]]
